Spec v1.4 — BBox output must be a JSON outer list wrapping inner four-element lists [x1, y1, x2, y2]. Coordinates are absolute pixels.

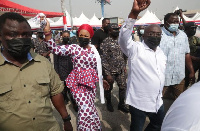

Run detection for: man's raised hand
[[129, 0, 151, 19]]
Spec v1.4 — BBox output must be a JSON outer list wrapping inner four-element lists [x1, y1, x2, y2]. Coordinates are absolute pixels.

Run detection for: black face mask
[[37, 33, 44, 39], [63, 37, 70, 44], [111, 30, 119, 38], [6, 38, 32, 59], [188, 29, 196, 37], [145, 36, 161, 50], [79, 37, 90, 47], [103, 25, 110, 33]]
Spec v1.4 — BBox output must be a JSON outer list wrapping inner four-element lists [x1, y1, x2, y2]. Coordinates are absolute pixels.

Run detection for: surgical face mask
[[63, 37, 70, 44], [6, 38, 31, 59], [78, 37, 90, 47], [72, 30, 77, 34], [168, 24, 179, 32], [145, 36, 161, 50], [139, 29, 144, 35]]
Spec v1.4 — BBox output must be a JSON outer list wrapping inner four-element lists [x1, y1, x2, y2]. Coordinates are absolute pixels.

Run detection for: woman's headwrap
[[77, 24, 94, 38]]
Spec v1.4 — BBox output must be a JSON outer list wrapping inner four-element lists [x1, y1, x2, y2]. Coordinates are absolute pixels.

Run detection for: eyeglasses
[[147, 32, 162, 37]]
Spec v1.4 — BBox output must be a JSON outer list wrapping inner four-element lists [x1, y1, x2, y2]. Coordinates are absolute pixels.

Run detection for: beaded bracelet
[[44, 31, 51, 36]]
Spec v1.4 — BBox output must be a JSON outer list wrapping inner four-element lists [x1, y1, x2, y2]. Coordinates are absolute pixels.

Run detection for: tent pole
[[69, 0, 73, 28], [101, 0, 104, 18]]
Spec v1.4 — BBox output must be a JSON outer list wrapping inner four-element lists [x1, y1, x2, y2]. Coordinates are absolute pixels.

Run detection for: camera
[[174, 9, 187, 15]]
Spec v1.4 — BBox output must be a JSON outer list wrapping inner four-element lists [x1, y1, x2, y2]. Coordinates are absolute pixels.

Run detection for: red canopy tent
[[0, 0, 64, 18]]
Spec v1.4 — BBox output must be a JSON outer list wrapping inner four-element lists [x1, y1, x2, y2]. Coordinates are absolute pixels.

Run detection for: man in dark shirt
[[100, 23, 129, 113], [33, 28, 51, 61], [54, 31, 73, 80], [69, 26, 79, 44], [91, 18, 110, 52], [54, 31, 77, 112], [184, 22, 200, 87]]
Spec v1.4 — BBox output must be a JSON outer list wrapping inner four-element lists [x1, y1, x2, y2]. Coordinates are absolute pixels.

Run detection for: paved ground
[[52, 82, 149, 131]]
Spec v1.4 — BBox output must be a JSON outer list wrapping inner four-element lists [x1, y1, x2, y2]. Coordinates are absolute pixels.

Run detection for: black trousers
[[104, 70, 127, 104]]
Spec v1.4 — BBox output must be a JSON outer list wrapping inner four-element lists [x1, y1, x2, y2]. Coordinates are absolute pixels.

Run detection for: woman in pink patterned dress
[[44, 20, 109, 131]]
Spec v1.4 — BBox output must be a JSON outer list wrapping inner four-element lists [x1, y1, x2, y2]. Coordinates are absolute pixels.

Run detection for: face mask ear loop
[[166, 21, 170, 26]]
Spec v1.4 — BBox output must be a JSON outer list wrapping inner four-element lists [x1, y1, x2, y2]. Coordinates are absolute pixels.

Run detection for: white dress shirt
[[118, 18, 167, 112], [161, 82, 200, 131]]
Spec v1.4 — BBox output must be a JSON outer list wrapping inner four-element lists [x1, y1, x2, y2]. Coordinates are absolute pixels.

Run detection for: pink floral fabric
[[46, 39, 101, 130]]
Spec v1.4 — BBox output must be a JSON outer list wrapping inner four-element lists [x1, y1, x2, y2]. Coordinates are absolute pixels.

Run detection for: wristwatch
[[63, 115, 71, 122]]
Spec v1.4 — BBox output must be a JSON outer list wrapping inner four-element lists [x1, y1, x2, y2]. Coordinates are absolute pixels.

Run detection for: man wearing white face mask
[[159, 13, 195, 114], [134, 25, 145, 42]]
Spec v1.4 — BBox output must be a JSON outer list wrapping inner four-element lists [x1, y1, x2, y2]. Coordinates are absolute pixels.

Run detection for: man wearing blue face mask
[[134, 25, 145, 42], [69, 26, 79, 44], [70, 26, 77, 37], [160, 13, 195, 114]]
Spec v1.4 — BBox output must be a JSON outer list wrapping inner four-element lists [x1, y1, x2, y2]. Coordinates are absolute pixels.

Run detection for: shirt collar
[[0, 52, 6, 65], [29, 51, 42, 62], [162, 26, 180, 36], [0, 51, 41, 65]]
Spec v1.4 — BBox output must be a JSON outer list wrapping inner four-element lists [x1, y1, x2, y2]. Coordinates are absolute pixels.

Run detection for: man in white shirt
[[160, 12, 195, 114], [161, 82, 200, 131], [118, 0, 167, 130]]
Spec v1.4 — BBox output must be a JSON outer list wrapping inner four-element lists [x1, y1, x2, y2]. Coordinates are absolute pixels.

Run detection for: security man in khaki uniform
[[0, 12, 73, 131]]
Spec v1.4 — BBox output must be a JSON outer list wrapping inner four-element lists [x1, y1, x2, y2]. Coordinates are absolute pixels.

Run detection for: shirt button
[[33, 118, 35, 120], [20, 69, 22, 71], [28, 101, 31, 103], [24, 85, 26, 87]]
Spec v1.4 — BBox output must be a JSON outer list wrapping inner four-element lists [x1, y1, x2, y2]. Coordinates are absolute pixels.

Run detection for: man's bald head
[[144, 24, 161, 36], [143, 24, 162, 51]]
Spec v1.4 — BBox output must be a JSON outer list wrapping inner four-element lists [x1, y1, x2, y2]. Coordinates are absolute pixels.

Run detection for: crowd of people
[[0, 0, 200, 131]]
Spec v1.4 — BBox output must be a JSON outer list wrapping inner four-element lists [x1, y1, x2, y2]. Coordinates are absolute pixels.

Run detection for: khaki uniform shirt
[[0, 51, 63, 131], [188, 36, 200, 57]]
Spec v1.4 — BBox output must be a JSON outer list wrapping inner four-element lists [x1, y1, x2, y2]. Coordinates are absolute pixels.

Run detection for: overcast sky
[[10, 0, 200, 20]]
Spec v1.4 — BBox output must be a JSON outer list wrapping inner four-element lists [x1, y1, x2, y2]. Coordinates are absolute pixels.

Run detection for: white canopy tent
[[174, 6, 194, 21], [78, 12, 90, 24], [28, 18, 55, 30], [73, 17, 82, 27], [192, 12, 200, 20], [89, 14, 102, 27], [50, 10, 72, 28], [135, 9, 161, 25]]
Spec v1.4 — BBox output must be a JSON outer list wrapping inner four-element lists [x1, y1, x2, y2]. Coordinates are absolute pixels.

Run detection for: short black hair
[[62, 30, 70, 35], [102, 18, 110, 24], [164, 13, 178, 24], [184, 22, 197, 30], [0, 12, 30, 31]]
